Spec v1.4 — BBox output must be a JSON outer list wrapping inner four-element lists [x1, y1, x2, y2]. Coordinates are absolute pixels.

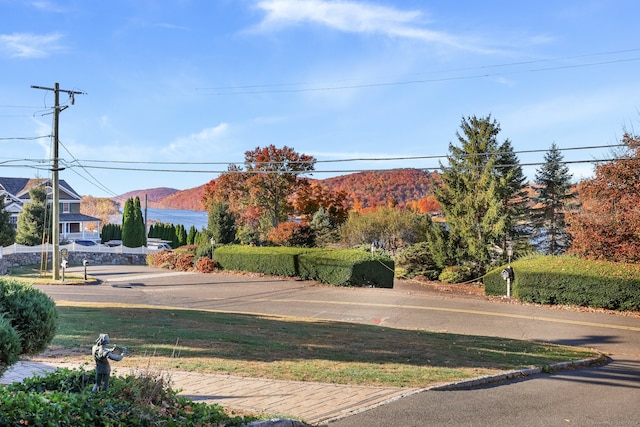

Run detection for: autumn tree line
[[200, 115, 640, 280], [1, 114, 638, 279]]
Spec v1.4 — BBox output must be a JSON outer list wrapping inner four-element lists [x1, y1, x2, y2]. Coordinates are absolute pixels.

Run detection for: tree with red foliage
[[201, 146, 315, 232], [567, 133, 640, 262]]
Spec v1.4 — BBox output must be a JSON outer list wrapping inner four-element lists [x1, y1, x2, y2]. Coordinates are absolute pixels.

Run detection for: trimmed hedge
[[214, 246, 302, 277], [485, 255, 640, 311], [298, 249, 395, 288], [214, 245, 395, 288]]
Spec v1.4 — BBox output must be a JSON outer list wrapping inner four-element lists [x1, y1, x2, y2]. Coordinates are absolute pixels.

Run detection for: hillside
[[113, 187, 178, 208], [323, 169, 438, 208], [112, 168, 438, 212]]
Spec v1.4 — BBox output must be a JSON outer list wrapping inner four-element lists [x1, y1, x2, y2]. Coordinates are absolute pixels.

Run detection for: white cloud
[[0, 32, 65, 58], [252, 0, 496, 53], [164, 123, 230, 154]]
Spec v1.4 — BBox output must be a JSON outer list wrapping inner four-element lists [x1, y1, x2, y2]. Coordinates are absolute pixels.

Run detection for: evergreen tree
[[0, 195, 16, 246], [100, 223, 121, 243], [434, 115, 510, 270], [16, 186, 50, 246], [121, 198, 136, 247], [495, 139, 530, 258], [122, 197, 146, 247], [176, 224, 187, 247], [309, 207, 339, 247], [531, 143, 575, 255], [134, 197, 147, 246], [208, 201, 237, 244], [187, 225, 197, 245]]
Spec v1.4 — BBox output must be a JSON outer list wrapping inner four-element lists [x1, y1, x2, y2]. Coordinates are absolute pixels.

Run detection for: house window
[[62, 202, 70, 213]]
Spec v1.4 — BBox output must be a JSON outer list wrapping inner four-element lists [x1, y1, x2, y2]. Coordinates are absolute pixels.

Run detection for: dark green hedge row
[[215, 245, 394, 288], [485, 255, 640, 311]]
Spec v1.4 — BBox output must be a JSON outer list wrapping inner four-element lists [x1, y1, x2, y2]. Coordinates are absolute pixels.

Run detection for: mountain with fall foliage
[[112, 169, 438, 212], [322, 169, 438, 209]]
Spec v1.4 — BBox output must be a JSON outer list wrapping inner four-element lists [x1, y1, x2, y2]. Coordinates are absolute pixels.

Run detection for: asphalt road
[[40, 265, 640, 426]]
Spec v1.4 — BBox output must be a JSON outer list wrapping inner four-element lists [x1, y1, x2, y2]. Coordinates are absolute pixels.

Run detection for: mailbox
[[501, 267, 514, 282], [61, 259, 68, 269], [83, 259, 90, 266]]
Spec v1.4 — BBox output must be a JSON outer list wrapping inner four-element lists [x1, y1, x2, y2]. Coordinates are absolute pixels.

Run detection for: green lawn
[[50, 302, 601, 388]]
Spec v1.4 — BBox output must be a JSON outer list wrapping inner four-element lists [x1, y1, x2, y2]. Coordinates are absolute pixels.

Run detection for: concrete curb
[[429, 354, 608, 391], [245, 419, 310, 427], [318, 355, 608, 425]]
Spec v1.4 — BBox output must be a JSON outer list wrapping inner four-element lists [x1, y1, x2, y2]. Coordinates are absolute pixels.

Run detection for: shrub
[[174, 253, 195, 271], [484, 255, 640, 311], [146, 249, 178, 269], [438, 265, 472, 284], [215, 245, 301, 277], [215, 245, 395, 288], [0, 279, 58, 355], [195, 256, 216, 273], [298, 249, 395, 288], [0, 315, 21, 376], [395, 242, 441, 280], [1, 367, 257, 426]]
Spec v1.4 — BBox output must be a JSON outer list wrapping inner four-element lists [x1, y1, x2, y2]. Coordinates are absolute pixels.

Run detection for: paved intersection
[[4, 266, 639, 425]]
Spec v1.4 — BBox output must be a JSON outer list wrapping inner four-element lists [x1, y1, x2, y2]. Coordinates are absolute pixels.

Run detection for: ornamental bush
[[0, 315, 21, 376], [0, 279, 57, 355], [1, 367, 258, 426]]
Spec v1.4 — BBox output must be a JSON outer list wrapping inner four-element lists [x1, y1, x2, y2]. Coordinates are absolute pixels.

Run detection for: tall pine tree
[[121, 198, 135, 247], [531, 143, 575, 255], [434, 115, 513, 270], [134, 196, 146, 247], [495, 139, 529, 257]]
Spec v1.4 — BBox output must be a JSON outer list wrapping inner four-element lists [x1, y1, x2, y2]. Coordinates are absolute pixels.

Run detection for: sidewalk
[[1, 360, 419, 425]]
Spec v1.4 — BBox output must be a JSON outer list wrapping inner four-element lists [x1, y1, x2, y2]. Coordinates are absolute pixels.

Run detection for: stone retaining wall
[[0, 252, 147, 275]]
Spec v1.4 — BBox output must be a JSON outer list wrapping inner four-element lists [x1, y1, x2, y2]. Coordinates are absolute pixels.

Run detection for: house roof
[[60, 213, 101, 222], [0, 177, 81, 200]]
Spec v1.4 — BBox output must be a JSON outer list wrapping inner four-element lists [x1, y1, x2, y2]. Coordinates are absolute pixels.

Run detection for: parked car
[[148, 243, 172, 251], [73, 240, 98, 246]]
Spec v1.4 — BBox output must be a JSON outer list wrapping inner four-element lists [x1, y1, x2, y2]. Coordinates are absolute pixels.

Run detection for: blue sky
[[1, 0, 639, 198]]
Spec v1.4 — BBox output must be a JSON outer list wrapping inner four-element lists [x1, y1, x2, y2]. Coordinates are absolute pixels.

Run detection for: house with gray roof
[[0, 177, 100, 242]]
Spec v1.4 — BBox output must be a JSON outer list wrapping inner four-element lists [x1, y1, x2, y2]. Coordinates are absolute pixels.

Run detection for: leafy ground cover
[[1, 366, 258, 426], [40, 301, 600, 388]]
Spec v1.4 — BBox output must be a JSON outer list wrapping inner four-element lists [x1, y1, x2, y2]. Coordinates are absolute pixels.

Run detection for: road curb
[[429, 354, 609, 391], [317, 354, 608, 426]]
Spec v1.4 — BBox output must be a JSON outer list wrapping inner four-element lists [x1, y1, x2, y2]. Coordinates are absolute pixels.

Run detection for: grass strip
[[48, 302, 600, 388]]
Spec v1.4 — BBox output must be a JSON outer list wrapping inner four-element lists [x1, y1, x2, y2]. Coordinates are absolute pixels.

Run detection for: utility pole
[[31, 83, 85, 280]]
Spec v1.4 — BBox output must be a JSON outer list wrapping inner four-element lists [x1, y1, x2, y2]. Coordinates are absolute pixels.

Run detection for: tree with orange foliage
[[201, 146, 315, 236], [567, 133, 640, 262], [291, 181, 348, 224]]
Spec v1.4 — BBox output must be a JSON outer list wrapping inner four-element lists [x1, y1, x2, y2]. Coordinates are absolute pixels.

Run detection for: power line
[[58, 139, 119, 197], [0, 135, 52, 141], [64, 143, 625, 168], [197, 48, 640, 95]]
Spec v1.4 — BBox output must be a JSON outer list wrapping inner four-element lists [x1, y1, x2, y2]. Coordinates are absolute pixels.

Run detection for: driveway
[[40, 265, 640, 426]]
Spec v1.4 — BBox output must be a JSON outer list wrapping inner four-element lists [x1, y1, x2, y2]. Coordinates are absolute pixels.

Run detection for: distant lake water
[[113, 208, 208, 230], [145, 208, 208, 230]]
